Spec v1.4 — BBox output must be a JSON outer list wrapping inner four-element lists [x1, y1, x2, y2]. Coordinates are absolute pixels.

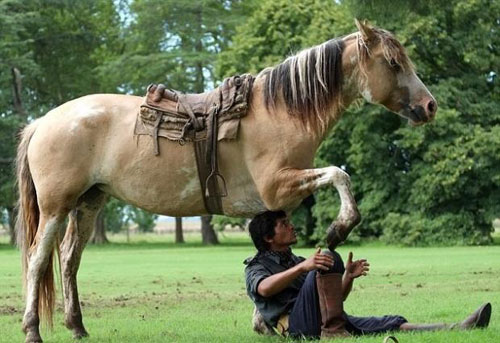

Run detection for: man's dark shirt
[[244, 249, 306, 327]]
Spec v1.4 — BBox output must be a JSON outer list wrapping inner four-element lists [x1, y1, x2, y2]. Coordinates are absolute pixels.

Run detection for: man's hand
[[345, 252, 369, 279], [299, 248, 334, 272]]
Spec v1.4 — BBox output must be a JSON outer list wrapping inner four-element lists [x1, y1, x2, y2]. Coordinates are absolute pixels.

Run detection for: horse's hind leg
[[23, 212, 67, 343], [60, 187, 107, 339]]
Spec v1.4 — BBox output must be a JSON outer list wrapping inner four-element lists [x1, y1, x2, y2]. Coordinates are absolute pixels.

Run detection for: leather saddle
[[135, 74, 255, 214]]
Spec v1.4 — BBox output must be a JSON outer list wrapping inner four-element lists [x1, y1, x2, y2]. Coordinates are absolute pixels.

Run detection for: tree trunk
[[7, 67, 25, 246], [175, 217, 184, 243], [11, 67, 26, 119], [201, 216, 218, 245], [194, 7, 205, 93], [90, 210, 108, 244], [6, 206, 16, 245]]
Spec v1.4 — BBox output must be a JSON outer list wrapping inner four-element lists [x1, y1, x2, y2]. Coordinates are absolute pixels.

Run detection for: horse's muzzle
[[403, 102, 436, 126]]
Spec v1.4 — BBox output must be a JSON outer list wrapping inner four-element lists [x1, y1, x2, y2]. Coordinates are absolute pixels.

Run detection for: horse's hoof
[[25, 331, 43, 343], [326, 222, 345, 250], [73, 328, 89, 340]]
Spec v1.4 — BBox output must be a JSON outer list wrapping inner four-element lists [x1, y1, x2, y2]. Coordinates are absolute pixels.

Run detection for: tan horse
[[16, 20, 436, 342]]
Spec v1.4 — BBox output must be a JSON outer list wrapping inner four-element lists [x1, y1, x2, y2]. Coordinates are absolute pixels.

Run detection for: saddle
[[134, 74, 255, 214]]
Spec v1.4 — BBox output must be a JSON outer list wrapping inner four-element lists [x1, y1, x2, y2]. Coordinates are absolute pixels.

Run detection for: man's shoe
[[399, 303, 492, 332], [457, 303, 491, 329]]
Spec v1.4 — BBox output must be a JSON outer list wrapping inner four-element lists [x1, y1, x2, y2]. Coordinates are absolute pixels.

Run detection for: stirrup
[[205, 172, 228, 197]]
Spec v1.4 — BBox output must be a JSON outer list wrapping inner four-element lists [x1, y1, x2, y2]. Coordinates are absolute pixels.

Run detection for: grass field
[[0, 232, 499, 343]]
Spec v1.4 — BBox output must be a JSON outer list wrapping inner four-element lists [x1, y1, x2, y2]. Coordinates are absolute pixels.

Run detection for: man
[[244, 210, 492, 339]]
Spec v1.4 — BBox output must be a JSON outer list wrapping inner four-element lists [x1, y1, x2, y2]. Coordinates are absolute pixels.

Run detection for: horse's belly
[[100, 136, 207, 216], [102, 131, 266, 217]]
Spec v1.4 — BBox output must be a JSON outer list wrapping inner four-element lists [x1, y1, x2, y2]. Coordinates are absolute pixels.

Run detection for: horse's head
[[351, 20, 437, 126]]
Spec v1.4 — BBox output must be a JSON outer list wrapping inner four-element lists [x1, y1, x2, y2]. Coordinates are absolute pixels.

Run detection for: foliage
[[216, 0, 352, 78], [0, 116, 21, 209], [98, 198, 158, 233], [99, 0, 249, 93], [0, 0, 38, 213], [101, 199, 130, 233], [211, 215, 246, 231], [127, 206, 158, 232]]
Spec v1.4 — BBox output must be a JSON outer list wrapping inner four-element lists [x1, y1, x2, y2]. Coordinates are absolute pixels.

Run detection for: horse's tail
[[16, 121, 56, 327]]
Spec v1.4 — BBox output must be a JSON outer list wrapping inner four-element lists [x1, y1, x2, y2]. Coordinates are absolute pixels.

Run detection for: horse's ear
[[355, 19, 376, 43]]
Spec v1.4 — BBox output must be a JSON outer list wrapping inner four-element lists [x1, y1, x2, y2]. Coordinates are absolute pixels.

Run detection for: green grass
[[0, 233, 499, 343]]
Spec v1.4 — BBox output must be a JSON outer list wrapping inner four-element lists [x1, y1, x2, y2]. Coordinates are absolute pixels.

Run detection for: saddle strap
[[205, 89, 228, 199], [177, 94, 205, 134], [194, 138, 224, 214], [182, 90, 225, 215], [152, 113, 163, 156]]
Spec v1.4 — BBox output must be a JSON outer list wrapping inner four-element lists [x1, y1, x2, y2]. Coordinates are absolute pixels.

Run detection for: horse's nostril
[[427, 100, 437, 116]]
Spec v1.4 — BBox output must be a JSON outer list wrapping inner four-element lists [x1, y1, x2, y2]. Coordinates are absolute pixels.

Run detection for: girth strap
[[181, 95, 226, 215], [193, 137, 224, 214]]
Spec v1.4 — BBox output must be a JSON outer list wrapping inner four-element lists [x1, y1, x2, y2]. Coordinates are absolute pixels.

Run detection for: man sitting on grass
[[244, 210, 492, 339]]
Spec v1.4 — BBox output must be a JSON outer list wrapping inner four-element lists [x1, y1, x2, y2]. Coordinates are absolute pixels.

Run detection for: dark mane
[[259, 39, 345, 130]]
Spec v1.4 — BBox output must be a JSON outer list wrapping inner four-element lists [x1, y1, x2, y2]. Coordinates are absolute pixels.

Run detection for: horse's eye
[[389, 58, 400, 70]]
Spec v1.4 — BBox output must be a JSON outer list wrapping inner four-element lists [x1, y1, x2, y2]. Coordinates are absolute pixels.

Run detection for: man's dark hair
[[248, 210, 287, 252]]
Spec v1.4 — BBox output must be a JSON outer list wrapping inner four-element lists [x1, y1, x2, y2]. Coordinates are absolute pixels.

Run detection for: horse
[[15, 20, 436, 342]]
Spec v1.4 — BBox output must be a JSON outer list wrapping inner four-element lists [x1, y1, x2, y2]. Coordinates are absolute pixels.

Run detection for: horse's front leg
[[268, 166, 361, 249]]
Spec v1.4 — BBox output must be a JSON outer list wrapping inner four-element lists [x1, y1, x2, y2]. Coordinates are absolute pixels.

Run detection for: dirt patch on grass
[[0, 305, 21, 315]]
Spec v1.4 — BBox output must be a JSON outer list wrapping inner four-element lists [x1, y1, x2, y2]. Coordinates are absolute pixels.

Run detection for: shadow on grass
[[0, 243, 16, 251], [86, 240, 254, 251], [492, 234, 500, 246], [3, 233, 499, 253]]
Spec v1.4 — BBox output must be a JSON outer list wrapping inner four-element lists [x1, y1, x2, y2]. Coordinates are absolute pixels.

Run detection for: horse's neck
[[319, 38, 362, 138], [341, 35, 364, 104], [249, 41, 362, 167]]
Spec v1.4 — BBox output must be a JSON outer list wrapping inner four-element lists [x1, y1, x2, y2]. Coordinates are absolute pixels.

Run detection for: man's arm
[[257, 248, 333, 298], [342, 251, 369, 300], [342, 274, 354, 301]]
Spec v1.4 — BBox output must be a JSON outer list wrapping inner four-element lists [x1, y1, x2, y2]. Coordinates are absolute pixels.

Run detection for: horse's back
[[28, 94, 211, 215], [26, 92, 278, 217], [30, 94, 142, 168]]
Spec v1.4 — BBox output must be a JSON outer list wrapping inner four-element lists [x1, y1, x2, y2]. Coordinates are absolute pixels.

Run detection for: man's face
[[268, 216, 297, 248]]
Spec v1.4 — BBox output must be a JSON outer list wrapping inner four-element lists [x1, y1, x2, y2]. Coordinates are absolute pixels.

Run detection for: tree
[[201, 216, 219, 245], [99, 0, 248, 93], [127, 207, 158, 232], [0, 0, 40, 244], [175, 217, 184, 243], [211, 215, 246, 231], [90, 211, 108, 244]]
